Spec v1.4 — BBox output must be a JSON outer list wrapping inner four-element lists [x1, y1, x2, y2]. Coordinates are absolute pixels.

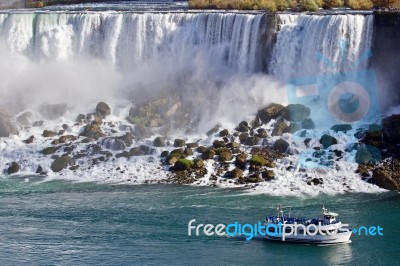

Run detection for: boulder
[[355, 146, 381, 164], [245, 136, 260, 146], [256, 128, 268, 138], [42, 146, 59, 155], [0, 109, 18, 137], [262, 170, 275, 181], [102, 138, 126, 151], [319, 134, 338, 149], [273, 138, 289, 153], [96, 102, 111, 118], [206, 124, 221, 137], [235, 153, 247, 169], [219, 150, 233, 162], [174, 139, 185, 147], [280, 104, 310, 122], [23, 135, 34, 144], [117, 132, 134, 147], [372, 159, 400, 190], [227, 168, 243, 179], [201, 149, 216, 160], [331, 124, 352, 132], [193, 159, 204, 169], [154, 137, 166, 147], [51, 155, 71, 172], [272, 120, 288, 136], [174, 159, 194, 171], [42, 130, 57, 138], [249, 155, 268, 166], [213, 140, 226, 148], [257, 103, 284, 124], [79, 121, 104, 140], [235, 121, 249, 132], [219, 129, 229, 137], [301, 118, 315, 129], [7, 162, 20, 174]]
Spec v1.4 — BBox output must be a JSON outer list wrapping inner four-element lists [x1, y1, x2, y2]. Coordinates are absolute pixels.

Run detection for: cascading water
[[0, 8, 387, 195]]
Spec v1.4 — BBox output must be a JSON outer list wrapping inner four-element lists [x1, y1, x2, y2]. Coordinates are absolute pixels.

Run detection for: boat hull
[[265, 231, 352, 244]]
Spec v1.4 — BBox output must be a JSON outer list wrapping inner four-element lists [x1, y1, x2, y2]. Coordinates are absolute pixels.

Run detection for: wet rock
[[35, 165, 43, 174], [42, 146, 59, 155], [243, 174, 263, 183], [161, 151, 169, 157], [39, 103, 67, 120], [102, 138, 126, 151], [273, 138, 289, 153], [117, 132, 133, 147], [319, 134, 338, 149], [235, 121, 249, 132], [372, 159, 400, 190], [256, 128, 268, 138], [0, 109, 18, 137], [23, 135, 34, 144], [174, 159, 194, 171], [186, 143, 199, 148], [96, 102, 111, 118], [76, 114, 86, 123], [80, 121, 104, 140], [219, 129, 229, 137], [184, 148, 193, 156], [331, 124, 352, 132], [174, 139, 185, 147], [69, 165, 79, 171], [33, 121, 44, 127], [280, 104, 310, 122], [213, 140, 226, 148], [154, 137, 166, 147], [201, 149, 216, 160], [227, 168, 243, 179], [206, 124, 221, 136], [59, 135, 77, 143], [116, 151, 131, 159], [7, 162, 20, 174], [262, 170, 275, 181], [307, 177, 323, 186], [130, 145, 153, 156], [245, 136, 260, 146], [355, 145, 381, 164], [42, 130, 57, 138], [227, 142, 240, 149], [51, 155, 71, 172], [301, 118, 315, 129], [235, 153, 247, 169], [193, 159, 204, 169], [249, 155, 268, 166], [219, 149, 233, 162], [239, 133, 249, 144], [257, 103, 284, 124], [356, 164, 372, 178]]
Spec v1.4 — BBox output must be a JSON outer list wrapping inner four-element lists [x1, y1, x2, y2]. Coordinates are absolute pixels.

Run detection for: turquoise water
[[0, 177, 398, 265]]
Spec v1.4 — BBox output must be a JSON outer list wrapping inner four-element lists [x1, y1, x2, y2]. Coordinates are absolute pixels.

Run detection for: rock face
[[51, 155, 71, 172], [7, 162, 20, 174], [372, 159, 400, 191], [96, 102, 111, 118], [257, 103, 284, 124], [0, 109, 18, 137], [280, 104, 310, 122]]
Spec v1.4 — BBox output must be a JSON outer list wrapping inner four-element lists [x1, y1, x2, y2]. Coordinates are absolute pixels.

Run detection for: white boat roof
[[324, 212, 338, 217]]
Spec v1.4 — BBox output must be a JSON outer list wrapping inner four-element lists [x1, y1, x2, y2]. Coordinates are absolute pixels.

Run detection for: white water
[[0, 10, 386, 195]]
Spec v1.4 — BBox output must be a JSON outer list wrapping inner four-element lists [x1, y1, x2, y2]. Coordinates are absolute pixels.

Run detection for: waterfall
[[270, 14, 374, 80], [0, 12, 266, 73]]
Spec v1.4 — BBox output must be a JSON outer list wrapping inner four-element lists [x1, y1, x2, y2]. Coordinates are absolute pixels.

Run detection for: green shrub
[[347, 0, 373, 9], [301, 0, 320, 10]]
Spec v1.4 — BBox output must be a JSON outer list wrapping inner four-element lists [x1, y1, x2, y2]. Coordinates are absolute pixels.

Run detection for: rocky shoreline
[[1, 98, 399, 192]]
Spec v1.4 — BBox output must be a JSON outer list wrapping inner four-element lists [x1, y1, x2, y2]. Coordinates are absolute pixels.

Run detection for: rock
[[262, 170, 275, 181], [301, 118, 315, 129], [130, 145, 153, 156], [331, 124, 352, 132], [174, 139, 185, 147], [33, 121, 44, 127], [96, 102, 111, 118], [35, 165, 43, 174], [213, 140, 226, 148], [80, 121, 104, 140], [235, 121, 249, 132], [355, 145, 381, 164], [356, 164, 371, 178], [7, 162, 20, 174], [249, 155, 268, 166], [235, 153, 247, 169], [227, 168, 243, 179], [42, 147, 59, 155], [76, 114, 86, 123], [23, 135, 34, 144], [256, 128, 268, 138], [154, 137, 166, 147], [307, 177, 323, 186], [372, 159, 400, 190], [319, 134, 338, 149], [39, 103, 67, 120], [16, 111, 32, 126], [102, 138, 126, 151], [244, 174, 263, 183], [289, 123, 301, 133], [58, 135, 77, 143], [0, 109, 18, 137], [193, 159, 204, 169], [227, 142, 240, 149], [272, 120, 288, 136], [219, 129, 229, 137], [196, 146, 208, 153], [280, 104, 310, 122], [51, 155, 71, 172], [219, 150, 233, 162], [239, 133, 249, 144], [174, 159, 194, 171], [116, 151, 131, 159], [42, 130, 57, 138], [245, 136, 260, 146], [257, 103, 284, 124], [161, 151, 169, 157], [184, 148, 193, 156], [117, 132, 133, 147], [206, 124, 221, 136], [201, 149, 216, 160], [186, 143, 199, 148], [273, 138, 289, 153]]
